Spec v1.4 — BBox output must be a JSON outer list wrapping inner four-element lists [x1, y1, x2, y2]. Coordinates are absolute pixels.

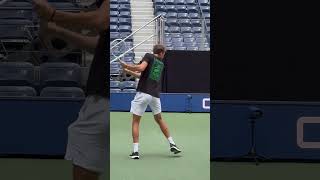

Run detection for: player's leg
[[65, 95, 108, 179], [129, 92, 151, 159], [150, 97, 182, 154]]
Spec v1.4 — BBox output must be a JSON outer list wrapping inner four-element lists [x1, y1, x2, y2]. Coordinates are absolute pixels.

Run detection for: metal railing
[[110, 15, 165, 63]]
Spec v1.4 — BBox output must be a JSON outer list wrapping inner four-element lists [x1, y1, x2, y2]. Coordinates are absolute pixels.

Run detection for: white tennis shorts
[[65, 95, 108, 174], [130, 91, 161, 116]]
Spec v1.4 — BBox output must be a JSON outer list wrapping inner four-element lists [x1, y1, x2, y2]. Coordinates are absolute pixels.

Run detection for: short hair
[[153, 44, 166, 54]]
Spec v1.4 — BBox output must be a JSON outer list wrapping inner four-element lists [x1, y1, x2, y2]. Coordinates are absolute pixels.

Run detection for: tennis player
[[120, 44, 181, 159], [33, 0, 108, 179]]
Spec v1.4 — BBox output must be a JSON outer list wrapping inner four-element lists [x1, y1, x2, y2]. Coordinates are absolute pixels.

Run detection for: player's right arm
[[120, 60, 148, 72]]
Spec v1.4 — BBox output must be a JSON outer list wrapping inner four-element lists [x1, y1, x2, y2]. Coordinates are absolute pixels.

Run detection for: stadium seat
[[180, 26, 192, 33], [119, 25, 132, 32], [40, 87, 85, 98], [0, 2, 32, 20], [0, 86, 36, 97], [166, 18, 179, 26], [110, 25, 118, 32], [185, 0, 196, 5], [173, 41, 185, 47], [0, 19, 33, 40], [176, 5, 187, 13], [120, 81, 136, 89], [40, 63, 81, 87], [110, 0, 118, 4], [165, 0, 175, 5], [192, 27, 202, 33], [122, 89, 136, 93], [178, 19, 191, 26], [119, 4, 131, 11], [187, 5, 198, 13], [110, 88, 122, 93], [171, 33, 182, 38], [0, 62, 34, 86], [189, 12, 200, 19], [110, 17, 118, 25], [119, 11, 131, 18], [183, 33, 194, 38], [175, 46, 187, 50], [155, 5, 166, 12], [187, 46, 199, 51], [110, 67, 121, 75], [119, 0, 130, 4], [110, 4, 118, 10], [191, 19, 202, 27], [166, 12, 177, 18], [200, 5, 210, 12], [203, 12, 210, 19], [166, 5, 176, 12], [168, 26, 180, 33], [154, 0, 165, 5], [174, 0, 186, 5], [184, 37, 195, 43], [177, 12, 189, 19], [172, 37, 183, 43], [110, 11, 118, 17], [156, 11, 167, 17], [110, 80, 121, 88], [198, 0, 210, 6]]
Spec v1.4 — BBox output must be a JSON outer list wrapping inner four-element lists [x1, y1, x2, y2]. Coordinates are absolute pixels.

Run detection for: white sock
[[168, 137, 175, 145], [133, 143, 139, 152]]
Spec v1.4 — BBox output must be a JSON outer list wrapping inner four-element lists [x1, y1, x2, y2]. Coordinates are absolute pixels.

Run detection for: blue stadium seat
[[119, 0, 130, 4], [110, 0, 118, 4], [203, 12, 210, 19], [165, 0, 175, 5], [122, 89, 136, 93], [184, 37, 195, 43], [198, 0, 210, 6], [200, 5, 210, 12], [166, 18, 178, 26], [178, 19, 191, 26], [119, 4, 131, 11], [172, 37, 183, 43], [192, 27, 202, 33], [176, 5, 187, 13], [110, 80, 121, 88], [154, 0, 165, 5], [110, 32, 120, 40], [120, 81, 136, 89], [110, 4, 118, 10], [119, 25, 132, 32], [186, 0, 196, 5], [40, 87, 85, 98], [119, 11, 131, 18], [110, 25, 118, 32], [166, 46, 174, 50], [0, 62, 34, 86], [110, 17, 118, 25], [166, 5, 176, 12], [110, 88, 122, 93], [171, 33, 182, 38], [0, 19, 32, 40], [175, 46, 187, 50], [174, 0, 186, 5], [110, 67, 121, 75], [156, 11, 167, 17], [177, 12, 189, 19], [168, 26, 180, 33], [173, 42, 185, 47], [0, 2, 32, 20], [166, 12, 177, 18], [189, 12, 200, 19], [187, 5, 198, 13], [183, 33, 194, 38], [155, 5, 166, 12], [181, 26, 192, 33], [0, 86, 36, 97], [40, 63, 81, 87], [119, 18, 131, 25], [191, 19, 202, 27], [187, 46, 199, 51], [110, 11, 118, 17]]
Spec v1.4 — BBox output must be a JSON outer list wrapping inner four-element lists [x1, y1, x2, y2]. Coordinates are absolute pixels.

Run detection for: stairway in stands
[[130, 0, 155, 62]]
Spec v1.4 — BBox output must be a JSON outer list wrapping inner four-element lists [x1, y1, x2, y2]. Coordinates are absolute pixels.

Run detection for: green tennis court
[[110, 112, 210, 180], [211, 162, 320, 180]]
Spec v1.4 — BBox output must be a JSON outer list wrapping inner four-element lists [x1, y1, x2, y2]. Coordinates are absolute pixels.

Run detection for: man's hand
[[33, 0, 55, 20]]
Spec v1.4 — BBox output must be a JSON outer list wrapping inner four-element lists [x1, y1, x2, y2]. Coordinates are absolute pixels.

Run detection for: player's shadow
[[142, 153, 182, 159]]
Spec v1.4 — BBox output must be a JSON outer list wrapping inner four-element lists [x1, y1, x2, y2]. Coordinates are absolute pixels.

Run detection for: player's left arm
[[120, 61, 148, 72], [123, 68, 141, 78]]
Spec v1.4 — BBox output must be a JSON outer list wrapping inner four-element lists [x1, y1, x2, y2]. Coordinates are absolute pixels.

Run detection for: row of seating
[[155, 4, 209, 13], [0, 62, 82, 87], [0, 86, 85, 98], [110, 80, 137, 93], [154, 0, 209, 6]]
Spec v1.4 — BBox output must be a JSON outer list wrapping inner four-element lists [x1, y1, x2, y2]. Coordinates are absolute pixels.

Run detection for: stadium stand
[[0, 0, 91, 98]]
